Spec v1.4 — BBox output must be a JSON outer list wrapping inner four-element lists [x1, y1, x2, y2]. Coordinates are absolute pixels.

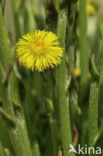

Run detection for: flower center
[[31, 39, 46, 55]]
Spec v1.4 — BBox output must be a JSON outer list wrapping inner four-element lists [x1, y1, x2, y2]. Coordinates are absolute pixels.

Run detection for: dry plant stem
[[0, 6, 32, 156], [89, 82, 99, 146], [56, 6, 73, 156], [79, 0, 89, 100]]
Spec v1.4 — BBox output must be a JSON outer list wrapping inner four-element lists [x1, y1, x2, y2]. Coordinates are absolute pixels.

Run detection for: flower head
[[77, 0, 96, 15], [16, 30, 63, 71], [87, 0, 96, 15], [73, 67, 81, 77]]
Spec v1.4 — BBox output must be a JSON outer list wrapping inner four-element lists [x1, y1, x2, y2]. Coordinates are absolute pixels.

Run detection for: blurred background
[[0, 0, 103, 156]]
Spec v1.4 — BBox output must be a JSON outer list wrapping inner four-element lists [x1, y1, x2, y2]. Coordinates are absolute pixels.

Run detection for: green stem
[[0, 7, 12, 69], [50, 117, 58, 156], [56, 4, 73, 156], [98, 72, 103, 128], [0, 6, 32, 156], [88, 82, 99, 146], [0, 141, 5, 156], [79, 0, 89, 101], [9, 72, 33, 156], [10, 0, 23, 38], [32, 141, 41, 156], [24, 0, 36, 33]]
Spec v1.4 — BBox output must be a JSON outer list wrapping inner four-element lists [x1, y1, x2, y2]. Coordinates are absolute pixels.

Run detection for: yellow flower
[[73, 67, 81, 77], [16, 30, 63, 72], [87, 0, 96, 15], [77, 0, 96, 15]]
